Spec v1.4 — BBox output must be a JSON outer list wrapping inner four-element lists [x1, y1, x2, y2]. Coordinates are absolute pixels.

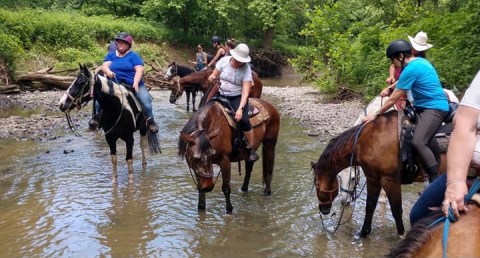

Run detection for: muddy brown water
[[0, 89, 424, 257]]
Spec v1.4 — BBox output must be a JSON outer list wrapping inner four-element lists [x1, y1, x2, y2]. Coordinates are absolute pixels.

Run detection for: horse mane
[[178, 102, 216, 158], [386, 211, 444, 258], [176, 65, 194, 76], [179, 70, 212, 88], [317, 110, 398, 170]]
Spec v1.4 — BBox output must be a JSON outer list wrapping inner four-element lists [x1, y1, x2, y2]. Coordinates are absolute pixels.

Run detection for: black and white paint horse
[[58, 64, 160, 183], [164, 62, 200, 111]]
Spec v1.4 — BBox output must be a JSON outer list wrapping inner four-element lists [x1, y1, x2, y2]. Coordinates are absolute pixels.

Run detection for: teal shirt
[[396, 58, 449, 111]]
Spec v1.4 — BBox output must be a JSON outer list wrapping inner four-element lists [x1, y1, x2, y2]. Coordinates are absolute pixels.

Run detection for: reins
[[428, 177, 480, 258], [64, 71, 93, 138], [102, 75, 126, 136]]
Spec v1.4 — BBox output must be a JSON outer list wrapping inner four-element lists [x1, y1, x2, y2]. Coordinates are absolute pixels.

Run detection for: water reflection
[[0, 90, 424, 257]]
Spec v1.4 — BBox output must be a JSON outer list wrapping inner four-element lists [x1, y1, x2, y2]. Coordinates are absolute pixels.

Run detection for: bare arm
[[235, 80, 252, 122], [443, 106, 479, 217], [207, 48, 225, 67], [362, 89, 405, 123], [133, 65, 144, 92], [102, 61, 114, 78]]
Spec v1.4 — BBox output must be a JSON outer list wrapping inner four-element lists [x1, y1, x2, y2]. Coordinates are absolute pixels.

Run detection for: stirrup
[[147, 117, 159, 133], [88, 114, 100, 131], [247, 146, 259, 162]]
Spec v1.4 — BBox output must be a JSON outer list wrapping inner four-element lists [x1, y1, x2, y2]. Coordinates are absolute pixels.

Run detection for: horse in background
[[387, 200, 480, 257], [58, 65, 160, 183], [169, 68, 263, 110], [311, 110, 448, 237], [164, 62, 198, 111], [178, 98, 280, 213]]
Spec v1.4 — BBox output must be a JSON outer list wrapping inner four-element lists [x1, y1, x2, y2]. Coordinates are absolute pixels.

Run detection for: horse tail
[[147, 131, 161, 154]]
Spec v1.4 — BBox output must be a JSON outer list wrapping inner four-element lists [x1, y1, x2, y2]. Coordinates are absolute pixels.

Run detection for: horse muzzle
[[58, 94, 70, 112], [319, 204, 332, 215], [198, 177, 214, 192]]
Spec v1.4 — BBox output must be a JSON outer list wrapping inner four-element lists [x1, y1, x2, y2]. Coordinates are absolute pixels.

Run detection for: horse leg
[[106, 136, 118, 183], [125, 134, 135, 183], [262, 141, 276, 196], [186, 90, 190, 112], [361, 179, 382, 237], [241, 160, 254, 192], [192, 90, 197, 112], [140, 134, 147, 169], [197, 177, 206, 210], [220, 159, 233, 214], [382, 179, 405, 236]]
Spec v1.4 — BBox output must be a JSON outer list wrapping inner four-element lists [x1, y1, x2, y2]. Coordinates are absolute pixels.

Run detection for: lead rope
[[427, 177, 480, 258]]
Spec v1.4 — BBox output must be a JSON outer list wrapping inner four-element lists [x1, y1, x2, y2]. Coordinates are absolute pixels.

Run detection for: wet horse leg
[[185, 89, 191, 112], [262, 139, 277, 196], [124, 134, 134, 183], [220, 159, 233, 214], [191, 89, 197, 112], [106, 136, 118, 183], [241, 160, 254, 192], [139, 134, 147, 169], [197, 178, 206, 210], [382, 178, 405, 236], [361, 178, 382, 237]]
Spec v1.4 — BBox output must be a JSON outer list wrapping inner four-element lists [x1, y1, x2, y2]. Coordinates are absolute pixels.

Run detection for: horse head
[[58, 64, 92, 112], [164, 62, 178, 80], [180, 128, 220, 192], [311, 160, 339, 215], [169, 78, 184, 104], [337, 168, 360, 206]]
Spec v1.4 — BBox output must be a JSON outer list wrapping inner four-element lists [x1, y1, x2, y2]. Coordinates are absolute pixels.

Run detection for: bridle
[[169, 78, 183, 103], [65, 72, 92, 110], [316, 183, 339, 206], [184, 129, 221, 187]]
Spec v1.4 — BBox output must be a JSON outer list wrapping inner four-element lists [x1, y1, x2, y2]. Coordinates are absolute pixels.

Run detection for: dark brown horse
[[387, 201, 480, 257], [311, 110, 447, 237], [169, 68, 262, 108], [178, 98, 280, 214], [164, 62, 198, 111]]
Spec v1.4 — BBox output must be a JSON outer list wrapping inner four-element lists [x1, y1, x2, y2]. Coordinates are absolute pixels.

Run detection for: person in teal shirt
[[363, 39, 449, 183]]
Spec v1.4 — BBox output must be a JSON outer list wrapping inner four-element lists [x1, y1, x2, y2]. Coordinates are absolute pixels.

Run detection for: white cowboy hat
[[230, 43, 251, 63], [408, 31, 433, 51]]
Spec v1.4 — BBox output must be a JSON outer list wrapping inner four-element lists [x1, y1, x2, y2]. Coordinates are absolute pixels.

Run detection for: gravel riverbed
[[0, 86, 364, 141]]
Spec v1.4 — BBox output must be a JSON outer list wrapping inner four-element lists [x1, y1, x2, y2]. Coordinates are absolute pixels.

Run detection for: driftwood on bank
[[16, 68, 75, 91]]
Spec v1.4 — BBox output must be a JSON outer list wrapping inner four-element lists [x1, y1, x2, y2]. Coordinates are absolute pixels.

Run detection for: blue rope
[[428, 176, 480, 258]]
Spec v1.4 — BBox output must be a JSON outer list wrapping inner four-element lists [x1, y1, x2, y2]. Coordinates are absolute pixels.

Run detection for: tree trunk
[[262, 27, 275, 50], [16, 72, 75, 90]]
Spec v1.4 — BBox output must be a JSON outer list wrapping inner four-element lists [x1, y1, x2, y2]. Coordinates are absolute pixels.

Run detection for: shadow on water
[[0, 90, 423, 257]]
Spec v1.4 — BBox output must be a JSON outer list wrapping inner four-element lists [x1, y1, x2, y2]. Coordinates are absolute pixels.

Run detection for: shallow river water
[[0, 90, 424, 257]]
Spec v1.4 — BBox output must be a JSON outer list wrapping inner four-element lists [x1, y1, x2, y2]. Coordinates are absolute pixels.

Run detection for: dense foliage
[[0, 0, 478, 97], [0, 8, 167, 77]]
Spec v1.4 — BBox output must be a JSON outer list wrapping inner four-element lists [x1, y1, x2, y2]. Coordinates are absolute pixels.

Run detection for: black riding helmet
[[386, 40, 412, 59], [211, 36, 221, 44], [114, 32, 133, 47]]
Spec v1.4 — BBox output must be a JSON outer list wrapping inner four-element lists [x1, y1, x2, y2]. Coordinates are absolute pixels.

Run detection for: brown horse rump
[[214, 98, 270, 129]]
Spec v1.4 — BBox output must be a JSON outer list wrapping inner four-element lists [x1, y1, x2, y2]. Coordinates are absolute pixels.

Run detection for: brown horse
[[387, 202, 480, 257], [311, 110, 447, 237], [178, 98, 280, 214], [169, 68, 262, 108]]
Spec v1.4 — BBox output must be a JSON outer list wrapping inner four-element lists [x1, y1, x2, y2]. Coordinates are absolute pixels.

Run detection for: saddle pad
[[214, 99, 270, 129]]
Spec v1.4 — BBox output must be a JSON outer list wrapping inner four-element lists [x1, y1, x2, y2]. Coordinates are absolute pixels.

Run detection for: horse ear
[[207, 128, 220, 139], [180, 132, 195, 144]]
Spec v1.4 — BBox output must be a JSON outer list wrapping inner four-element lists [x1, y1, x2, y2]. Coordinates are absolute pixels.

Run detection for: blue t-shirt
[[104, 51, 144, 86], [396, 58, 448, 111]]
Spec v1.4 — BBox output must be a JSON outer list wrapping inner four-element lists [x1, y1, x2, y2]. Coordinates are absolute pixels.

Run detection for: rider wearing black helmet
[[206, 36, 226, 69], [363, 39, 449, 187]]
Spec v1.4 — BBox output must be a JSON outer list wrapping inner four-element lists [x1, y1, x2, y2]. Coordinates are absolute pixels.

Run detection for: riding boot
[[147, 117, 159, 133], [425, 165, 438, 183], [88, 114, 100, 131], [246, 145, 259, 162]]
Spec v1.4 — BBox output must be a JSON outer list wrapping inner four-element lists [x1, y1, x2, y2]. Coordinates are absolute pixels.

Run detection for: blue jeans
[[95, 85, 153, 118], [409, 174, 446, 226]]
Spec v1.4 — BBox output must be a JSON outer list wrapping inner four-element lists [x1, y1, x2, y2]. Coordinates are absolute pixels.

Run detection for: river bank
[[0, 86, 364, 141]]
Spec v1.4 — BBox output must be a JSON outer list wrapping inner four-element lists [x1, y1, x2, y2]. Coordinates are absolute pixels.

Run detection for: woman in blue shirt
[[363, 39, 449, 182], [89, 32, 158, 133]]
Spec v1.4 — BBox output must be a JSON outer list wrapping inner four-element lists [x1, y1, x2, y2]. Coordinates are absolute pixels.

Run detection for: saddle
[[399, 105, 457, 184]]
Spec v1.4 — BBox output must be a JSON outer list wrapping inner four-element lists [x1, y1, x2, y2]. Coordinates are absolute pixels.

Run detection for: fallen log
[[16, 72, 75, 91], [0, 84, 21, 94]]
